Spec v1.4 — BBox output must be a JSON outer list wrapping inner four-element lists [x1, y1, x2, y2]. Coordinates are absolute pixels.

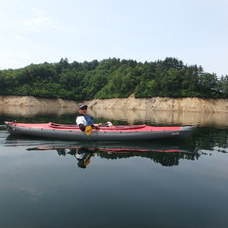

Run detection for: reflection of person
[[76, 104, 100, 131], [74, 148, 94, 168], [76, 104, 113, 131]]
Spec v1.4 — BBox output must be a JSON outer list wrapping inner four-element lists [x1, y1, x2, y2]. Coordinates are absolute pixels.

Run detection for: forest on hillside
[[0, 57, 228, 100]]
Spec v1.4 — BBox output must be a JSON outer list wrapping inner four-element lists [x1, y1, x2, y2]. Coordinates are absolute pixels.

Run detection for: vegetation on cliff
[[0, 57, 227, 100]]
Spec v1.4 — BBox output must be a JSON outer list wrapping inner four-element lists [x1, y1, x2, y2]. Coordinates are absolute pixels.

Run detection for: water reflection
[[57, 145, 198, 168], [4, 138, 197, 168], [191, 127, 228, 153], [1, 110, 228, 228]]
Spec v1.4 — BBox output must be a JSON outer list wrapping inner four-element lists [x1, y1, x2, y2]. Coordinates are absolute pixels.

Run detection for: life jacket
[[77, 114, 94, 126]]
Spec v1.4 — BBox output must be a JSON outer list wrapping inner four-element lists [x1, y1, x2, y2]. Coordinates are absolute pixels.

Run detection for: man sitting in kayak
[[76, 104, 113, 131], [76, 104, 100, 131]]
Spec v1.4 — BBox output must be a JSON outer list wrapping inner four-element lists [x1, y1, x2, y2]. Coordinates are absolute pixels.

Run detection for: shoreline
[[1, 95, 228, 113]]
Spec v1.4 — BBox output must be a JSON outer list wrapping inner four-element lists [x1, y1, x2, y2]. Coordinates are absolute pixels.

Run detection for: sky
[[0, 0, 227, 76]]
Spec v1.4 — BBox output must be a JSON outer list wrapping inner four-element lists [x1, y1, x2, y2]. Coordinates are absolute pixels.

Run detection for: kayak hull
[[4, 122, 195, 141]]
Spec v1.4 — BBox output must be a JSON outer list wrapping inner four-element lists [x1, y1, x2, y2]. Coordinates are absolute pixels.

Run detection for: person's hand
[[94, 124, 101, 129]]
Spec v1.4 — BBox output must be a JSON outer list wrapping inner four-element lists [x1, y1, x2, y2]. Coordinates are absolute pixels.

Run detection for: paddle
[[85, 126, 93, 135]]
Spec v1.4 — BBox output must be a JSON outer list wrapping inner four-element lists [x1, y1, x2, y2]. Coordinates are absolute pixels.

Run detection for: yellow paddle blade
[[85, 126, 92, 135]]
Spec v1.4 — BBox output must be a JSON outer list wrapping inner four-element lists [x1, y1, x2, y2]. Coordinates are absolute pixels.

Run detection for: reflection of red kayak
[[5, 121, 195, 141], [33, 146, 183, 153]]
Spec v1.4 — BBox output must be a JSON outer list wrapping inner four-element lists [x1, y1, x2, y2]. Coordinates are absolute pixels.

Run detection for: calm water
[[0, 110, 228, 228]]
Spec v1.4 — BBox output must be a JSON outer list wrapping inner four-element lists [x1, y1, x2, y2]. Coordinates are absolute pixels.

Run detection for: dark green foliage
[[218, 75, 228, 98], [0, 57, 227, 100]]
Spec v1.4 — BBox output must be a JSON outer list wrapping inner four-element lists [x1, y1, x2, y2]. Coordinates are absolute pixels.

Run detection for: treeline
[[0, 57, 228, 100]]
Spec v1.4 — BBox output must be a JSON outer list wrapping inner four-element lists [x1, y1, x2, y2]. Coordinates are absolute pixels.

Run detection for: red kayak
[[4, 121, 195, 141]]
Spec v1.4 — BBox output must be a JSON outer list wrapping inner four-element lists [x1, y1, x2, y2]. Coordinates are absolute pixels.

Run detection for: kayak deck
[[6, 122, 182, 132]]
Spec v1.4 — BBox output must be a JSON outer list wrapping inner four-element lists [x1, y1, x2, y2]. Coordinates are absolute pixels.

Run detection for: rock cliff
[[1, 95, 228, 113], [87, 95, 228, 113]]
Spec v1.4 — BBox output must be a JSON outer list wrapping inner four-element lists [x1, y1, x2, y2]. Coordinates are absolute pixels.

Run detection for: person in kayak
[[76, 104, 101, 131]]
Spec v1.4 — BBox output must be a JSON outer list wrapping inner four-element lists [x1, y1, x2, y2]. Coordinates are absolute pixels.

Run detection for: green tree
[[0, 57, 226, 99], [218, 75, 228, 98]]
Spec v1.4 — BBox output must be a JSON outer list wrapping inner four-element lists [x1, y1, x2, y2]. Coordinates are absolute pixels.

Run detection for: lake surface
[[0, 109, 228, 228]]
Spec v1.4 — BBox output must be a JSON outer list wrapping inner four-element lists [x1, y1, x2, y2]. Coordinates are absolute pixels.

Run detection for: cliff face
[[0, 95, 79, 107], [1, 95, 228, 113], [88, 96, 228, 113]]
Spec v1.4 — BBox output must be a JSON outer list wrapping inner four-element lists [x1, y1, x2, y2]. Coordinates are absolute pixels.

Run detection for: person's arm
[[79, 124, 86, 131], [92, 123, 101, 129]]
